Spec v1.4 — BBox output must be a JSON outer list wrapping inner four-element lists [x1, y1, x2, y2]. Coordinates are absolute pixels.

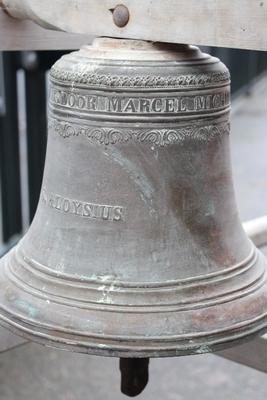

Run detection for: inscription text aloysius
[[42, 189, 124, 222]]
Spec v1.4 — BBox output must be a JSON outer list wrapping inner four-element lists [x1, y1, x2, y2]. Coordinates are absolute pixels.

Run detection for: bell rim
[[1, 248, 267, 357], [0, 306, 267, 358]]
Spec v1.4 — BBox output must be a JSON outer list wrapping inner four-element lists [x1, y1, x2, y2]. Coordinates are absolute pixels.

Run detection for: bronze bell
[[0, 38, 267, 388]]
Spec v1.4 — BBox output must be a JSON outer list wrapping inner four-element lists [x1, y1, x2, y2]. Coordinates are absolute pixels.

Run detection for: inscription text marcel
[[50, 89, 230, 114], [42, 189, 124, 222]]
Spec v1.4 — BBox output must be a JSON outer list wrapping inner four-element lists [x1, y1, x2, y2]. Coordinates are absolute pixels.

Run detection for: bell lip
[[1, 247, 267, 357], [0, 311, 267, 358]]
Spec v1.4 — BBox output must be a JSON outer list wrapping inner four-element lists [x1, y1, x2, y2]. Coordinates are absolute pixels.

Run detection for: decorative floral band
[[48, 117, 230, 147]]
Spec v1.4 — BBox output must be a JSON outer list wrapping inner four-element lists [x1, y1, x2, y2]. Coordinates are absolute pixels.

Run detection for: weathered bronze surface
[[0, 38, 267, 357]]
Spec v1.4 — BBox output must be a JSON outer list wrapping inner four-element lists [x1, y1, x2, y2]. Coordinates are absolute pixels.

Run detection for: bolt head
[[112, 4, 130, 28]]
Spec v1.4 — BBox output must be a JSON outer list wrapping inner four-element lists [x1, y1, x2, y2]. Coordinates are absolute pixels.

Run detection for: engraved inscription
[[48, 117, 230, 146], [50, 88, 230, 115], [42, 189, 125, 222], [51, 89, 98, 111]]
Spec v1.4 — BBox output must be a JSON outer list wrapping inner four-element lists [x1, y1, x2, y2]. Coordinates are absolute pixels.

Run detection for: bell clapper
[[119, 358, 150, 397]]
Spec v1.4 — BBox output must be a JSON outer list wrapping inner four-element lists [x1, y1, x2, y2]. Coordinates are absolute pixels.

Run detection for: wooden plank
[[1, 0, 267, 51], [244, 216, 267, 249], [0, 326, 27, 352], [217, 335, 267, 374], [0, 10, 92, 50]]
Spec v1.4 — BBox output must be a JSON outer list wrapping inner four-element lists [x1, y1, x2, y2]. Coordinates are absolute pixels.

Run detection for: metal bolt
[[112, 4, 130, 28]]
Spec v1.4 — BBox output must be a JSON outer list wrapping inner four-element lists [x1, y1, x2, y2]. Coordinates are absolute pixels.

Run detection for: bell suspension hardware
[[0, 37, 267, 396]]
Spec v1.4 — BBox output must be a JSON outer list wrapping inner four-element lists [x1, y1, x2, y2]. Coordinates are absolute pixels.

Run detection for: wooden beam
[[1, 0, 267, 51], [243, 216, 267, 249], [217, 335, 267, 374], [0, 326, 27, 352], [0, 10, 92, 51]]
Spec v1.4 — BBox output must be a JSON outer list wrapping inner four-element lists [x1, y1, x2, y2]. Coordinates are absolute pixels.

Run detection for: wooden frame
[[1, 0, 267, 51], [0, 10, 92, 50]]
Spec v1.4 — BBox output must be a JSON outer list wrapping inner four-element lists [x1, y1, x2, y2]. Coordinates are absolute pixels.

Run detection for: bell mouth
[[0, 244, 267, 358]]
